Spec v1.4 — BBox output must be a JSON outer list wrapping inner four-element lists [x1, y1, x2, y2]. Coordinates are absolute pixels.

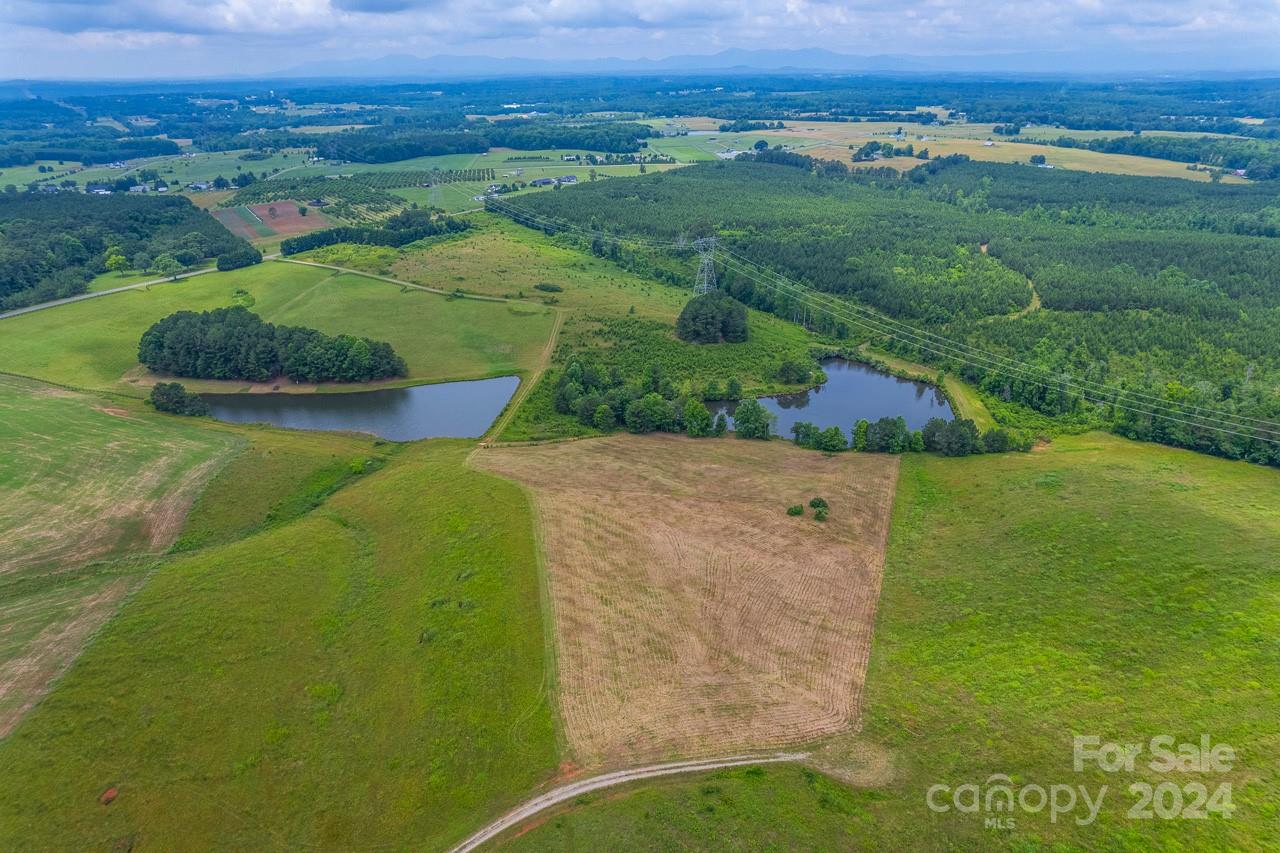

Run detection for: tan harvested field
[[475, 434, 900, 767]]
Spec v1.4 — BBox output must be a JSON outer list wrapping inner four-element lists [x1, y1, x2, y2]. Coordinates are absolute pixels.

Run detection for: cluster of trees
[[675, 292, 748, 343], [216, 245, 263, 271], [137, 307, 407, 383], [792, 416, 1026, 456], [316, 131, 486, 163], [550, 357, 726, 436], [149, 382, 209, 416], [718, 120, 784, 133], [280, 208, 470, 255], [482, 120, 656, 153], [0, 193, 256, 309]]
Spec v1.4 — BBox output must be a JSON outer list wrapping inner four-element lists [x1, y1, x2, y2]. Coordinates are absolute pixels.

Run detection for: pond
[[203, 375, 520, 442], [709, 358, 953, 436]]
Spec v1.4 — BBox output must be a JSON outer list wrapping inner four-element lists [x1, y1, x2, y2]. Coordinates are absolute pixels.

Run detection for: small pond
[[203, 375, 520, 442], [709, 358, 953, 436]]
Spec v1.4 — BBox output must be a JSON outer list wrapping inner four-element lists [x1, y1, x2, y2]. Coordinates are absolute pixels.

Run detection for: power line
[[449, 185, 1280, 445], [717, 247, 1280, 437]]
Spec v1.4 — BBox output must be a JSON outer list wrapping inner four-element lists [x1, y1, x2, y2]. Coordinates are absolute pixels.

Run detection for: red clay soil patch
[[249, 201, 329, 236]]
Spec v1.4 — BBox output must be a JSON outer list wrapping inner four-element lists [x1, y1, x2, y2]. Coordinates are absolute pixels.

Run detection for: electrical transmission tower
[[693, 236, 717, 295]]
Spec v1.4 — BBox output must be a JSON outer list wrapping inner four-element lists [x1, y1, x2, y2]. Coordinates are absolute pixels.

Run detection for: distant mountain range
[[274, 48, 1280, 80]]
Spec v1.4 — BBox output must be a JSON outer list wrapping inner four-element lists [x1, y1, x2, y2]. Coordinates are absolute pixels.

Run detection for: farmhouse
[[529, 177, 555, 187], [556, 174, 578, 184]]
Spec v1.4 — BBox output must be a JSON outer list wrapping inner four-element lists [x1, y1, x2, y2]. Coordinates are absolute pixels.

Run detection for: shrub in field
[[149, 382, 208, 416], [809, 497, 829, 510], [814, 507, 829, 522], [786, 504, 804, 516]]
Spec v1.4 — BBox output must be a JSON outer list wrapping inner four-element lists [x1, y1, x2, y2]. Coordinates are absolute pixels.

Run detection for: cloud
[[2, 0, 1280, 76]]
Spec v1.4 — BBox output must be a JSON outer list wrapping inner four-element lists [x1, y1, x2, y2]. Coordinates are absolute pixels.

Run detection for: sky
[[2, 0, 1280, 79]]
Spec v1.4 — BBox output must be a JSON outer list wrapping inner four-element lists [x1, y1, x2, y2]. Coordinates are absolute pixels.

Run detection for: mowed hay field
[[0, 260, 555, 395], [475, 434, 900, 767], [0, 441, 558, 850], [501, 433, 1280, 850], [0, 374, 237, 736]]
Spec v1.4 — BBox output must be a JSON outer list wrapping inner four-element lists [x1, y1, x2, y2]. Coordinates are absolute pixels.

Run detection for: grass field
[[498, 764, 882, 850], [0, 159, 82, 186], [835, 138, 1247, 182], [0, 259, 556, 395], [72, 149, 312, 190], [0, 441, 558, 850], [476, 434, 899, 768], [0, 375, 237, 737], [85, 266, 203, 293], [501, 432, 1280, 849]]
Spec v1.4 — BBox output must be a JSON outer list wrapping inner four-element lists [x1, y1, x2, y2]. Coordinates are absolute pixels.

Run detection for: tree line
[[280, 208, 470, 255]]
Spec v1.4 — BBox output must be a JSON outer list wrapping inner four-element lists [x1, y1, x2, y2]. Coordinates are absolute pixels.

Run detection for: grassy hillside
[[0, 260, 555, 395], [498, 433, 1280, 850], [0, 441, 558, 850], [0, 375, 238, 736]]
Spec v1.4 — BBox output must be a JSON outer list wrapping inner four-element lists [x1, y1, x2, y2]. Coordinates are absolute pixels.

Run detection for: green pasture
[[0, 440, 558, 850], [0, 260, 556, 395]]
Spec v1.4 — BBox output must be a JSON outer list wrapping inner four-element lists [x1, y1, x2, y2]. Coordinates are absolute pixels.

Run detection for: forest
[[137, 306, 407, 383], [507, 157, 1280, 466], [311, 120, 655, 163], [0, 193, 256, 309]]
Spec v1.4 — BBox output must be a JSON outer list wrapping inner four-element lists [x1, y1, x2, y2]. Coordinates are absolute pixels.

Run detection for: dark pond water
[[709, 358, 953, 436], [203, 376, 520, 441]]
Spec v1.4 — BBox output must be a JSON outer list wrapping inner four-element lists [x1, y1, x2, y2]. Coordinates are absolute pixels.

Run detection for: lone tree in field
[[675, 292, 748, 344]]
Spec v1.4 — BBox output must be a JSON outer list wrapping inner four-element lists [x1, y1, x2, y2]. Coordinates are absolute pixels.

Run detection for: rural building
[[556, 175, 578, 184], [530, 178, 555, 186]]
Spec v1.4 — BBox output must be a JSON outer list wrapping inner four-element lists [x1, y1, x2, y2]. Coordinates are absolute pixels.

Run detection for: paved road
[[448, 752, 809, 853], [0, 254, 282, 321], [0, 267, 217, 321]]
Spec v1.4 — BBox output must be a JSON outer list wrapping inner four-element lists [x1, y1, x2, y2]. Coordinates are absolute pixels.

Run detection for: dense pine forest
[[507, 156, 1280, 465]]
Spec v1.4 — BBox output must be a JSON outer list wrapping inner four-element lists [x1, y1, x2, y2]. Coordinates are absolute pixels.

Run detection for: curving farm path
[[448, 752, 810, 853]]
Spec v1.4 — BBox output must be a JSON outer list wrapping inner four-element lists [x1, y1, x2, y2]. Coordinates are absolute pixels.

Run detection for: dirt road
[[449, 752, 809, 853]]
